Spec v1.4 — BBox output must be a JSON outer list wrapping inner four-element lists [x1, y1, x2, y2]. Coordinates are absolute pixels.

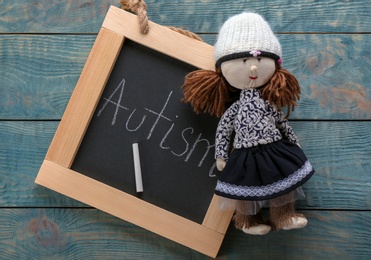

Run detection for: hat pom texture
[[214, 13, 282, 66]]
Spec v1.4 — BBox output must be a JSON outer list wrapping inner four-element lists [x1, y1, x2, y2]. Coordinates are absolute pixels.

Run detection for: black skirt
[[215, 140, 314, 201]]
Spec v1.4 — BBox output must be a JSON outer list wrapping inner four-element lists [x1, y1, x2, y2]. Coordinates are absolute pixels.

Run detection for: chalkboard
[[36, 6, 234, 258], [71, 39, 219, 224]]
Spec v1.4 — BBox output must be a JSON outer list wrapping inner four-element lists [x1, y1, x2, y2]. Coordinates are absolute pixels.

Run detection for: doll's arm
[[215, 102, 239, 162], [272, 107, 299, 144]]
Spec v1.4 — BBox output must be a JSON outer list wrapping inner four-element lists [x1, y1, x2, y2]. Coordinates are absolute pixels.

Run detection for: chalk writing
[[126, 109, 147, 132], [97, 78, 128, 125], [97, 78, 217, 176]]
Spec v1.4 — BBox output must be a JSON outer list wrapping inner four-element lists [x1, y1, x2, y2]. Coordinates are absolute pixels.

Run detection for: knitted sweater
[[215, 89, 298, 160]]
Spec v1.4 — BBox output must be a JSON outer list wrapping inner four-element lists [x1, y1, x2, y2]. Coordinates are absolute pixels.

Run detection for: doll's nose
[[250, 65, 258, 77], [250, 65, 257, 72]]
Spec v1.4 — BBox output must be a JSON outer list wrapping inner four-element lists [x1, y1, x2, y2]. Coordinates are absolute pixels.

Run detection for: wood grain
[[45, 28, 124, 167], [0, 0, 370, 33], [0, 0, 117, 33], [0, 208, 369, 259], [37, 10, 231, 256], [1, 121, 370, 210], [1, 34, 370, 120], [0, 121, 85, 207], [0, 34, 95, 119], [145, 0, 371, 33], [36, 160, 227, 258], [221, 210, 371, 259], [1, 0, 370, 258], [102, 6, 214, 70]]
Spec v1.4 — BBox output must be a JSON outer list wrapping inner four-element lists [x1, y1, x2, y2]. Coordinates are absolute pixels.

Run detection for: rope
[[120, 0, 149, 34], [167, 26, 203, 42], [119, 0, 203, 41]]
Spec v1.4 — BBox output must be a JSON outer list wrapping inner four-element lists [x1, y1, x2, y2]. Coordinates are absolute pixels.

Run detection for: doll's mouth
[[249, 76, 257, 80]]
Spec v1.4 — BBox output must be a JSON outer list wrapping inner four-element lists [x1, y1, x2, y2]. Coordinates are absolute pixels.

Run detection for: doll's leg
[[269, 192, 308, 230], [234, 201, 271, 235]]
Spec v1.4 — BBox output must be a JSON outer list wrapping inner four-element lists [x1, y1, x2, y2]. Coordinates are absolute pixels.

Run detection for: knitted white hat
[[214, 12, 282, 67]]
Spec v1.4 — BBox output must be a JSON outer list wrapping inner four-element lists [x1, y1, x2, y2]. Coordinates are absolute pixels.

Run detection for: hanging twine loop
[[119, 0, 203, 41], [120, 0, 149, 34], [167, 26, 203, 42]]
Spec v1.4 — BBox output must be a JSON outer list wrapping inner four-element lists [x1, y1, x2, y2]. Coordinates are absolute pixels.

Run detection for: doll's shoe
[[242, 224, 271, 235], [282, 216, 308, 230]]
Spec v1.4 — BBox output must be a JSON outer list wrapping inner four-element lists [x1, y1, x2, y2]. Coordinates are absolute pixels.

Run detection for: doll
[[182, 13, 314, 235]]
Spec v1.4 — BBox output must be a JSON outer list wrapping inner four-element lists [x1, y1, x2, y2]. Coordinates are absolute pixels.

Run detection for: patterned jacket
[[215, 89, 298, 160]]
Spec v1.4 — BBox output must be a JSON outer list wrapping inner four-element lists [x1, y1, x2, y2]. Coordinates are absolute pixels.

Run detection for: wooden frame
[[35, 6, 233, 258]]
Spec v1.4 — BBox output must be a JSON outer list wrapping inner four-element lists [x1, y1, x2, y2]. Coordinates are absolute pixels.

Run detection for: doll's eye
[[257, 57, 261, 62], [243, 58, 247, 63]]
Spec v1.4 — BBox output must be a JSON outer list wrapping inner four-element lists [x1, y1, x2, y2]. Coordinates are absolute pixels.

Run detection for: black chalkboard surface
[[72, 39, 219, 224]]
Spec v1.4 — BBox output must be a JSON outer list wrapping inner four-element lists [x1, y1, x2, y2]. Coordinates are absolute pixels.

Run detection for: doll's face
[[221, 57, 276, 90]]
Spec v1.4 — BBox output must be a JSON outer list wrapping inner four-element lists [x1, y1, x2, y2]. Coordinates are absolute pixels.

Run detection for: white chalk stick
[[132, 143, 143, 193]]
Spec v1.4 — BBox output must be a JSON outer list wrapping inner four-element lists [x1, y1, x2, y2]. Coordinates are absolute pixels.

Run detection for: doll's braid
[[182, 68, 237, 118], [262, 63, 301, 118]]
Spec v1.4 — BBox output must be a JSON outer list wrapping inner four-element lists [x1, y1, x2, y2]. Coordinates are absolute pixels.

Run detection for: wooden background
[[1, 0, 370, 258]]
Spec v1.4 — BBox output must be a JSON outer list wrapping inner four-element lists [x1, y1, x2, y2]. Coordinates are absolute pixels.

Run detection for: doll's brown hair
[[182, 62, 300, 118]]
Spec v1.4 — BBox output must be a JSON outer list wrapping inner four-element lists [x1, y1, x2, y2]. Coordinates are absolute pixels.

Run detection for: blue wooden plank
[[0, 35, 95, 120], [1, 34, 370, 120], [0, 0, 117, 33], [221, 210, 371, 259], [294, 121, 371, 210], [1, 121, 370, 210], [0, 0, 370, 33], [0, 121, 85, 207], [0, 208, 369, 259], [146, 0, 371, 33], [1, 0, 369, 258]]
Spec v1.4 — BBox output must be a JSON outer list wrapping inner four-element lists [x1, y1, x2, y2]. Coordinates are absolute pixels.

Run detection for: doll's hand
[[216, 159, 227, 171]]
